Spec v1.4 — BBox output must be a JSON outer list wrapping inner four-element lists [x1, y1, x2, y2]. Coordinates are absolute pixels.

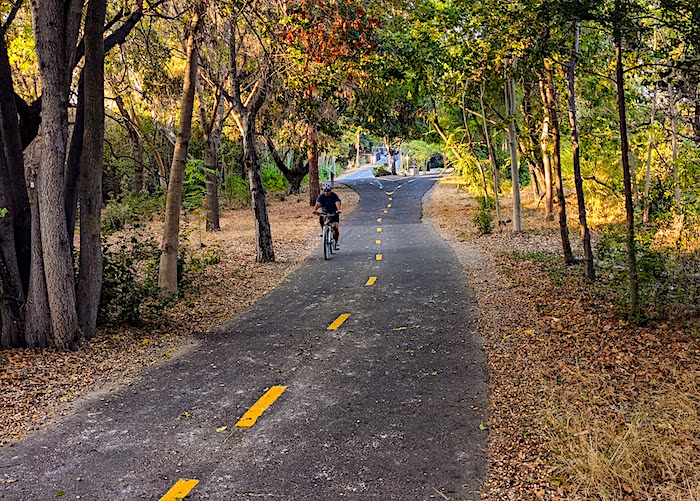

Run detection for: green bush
[[102, 192, 166, 234], [262, 164, 288, 192], [224, 174, 251, 204], [472, 196, 494, 235], [373, 165, 391, 177], [183, 159, 212, 211]]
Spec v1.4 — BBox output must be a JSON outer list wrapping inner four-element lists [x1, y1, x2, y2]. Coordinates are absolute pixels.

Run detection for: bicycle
[[314, 211, 340, 260]]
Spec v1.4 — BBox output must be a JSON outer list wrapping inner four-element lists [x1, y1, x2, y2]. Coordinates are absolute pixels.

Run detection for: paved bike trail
[[0, 174, 489, 500]]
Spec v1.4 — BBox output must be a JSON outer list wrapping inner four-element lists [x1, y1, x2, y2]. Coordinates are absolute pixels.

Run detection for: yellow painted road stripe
[[376, 254, 383, 261], [377, 217, 382, 222], [387, 204, 392, 208], [328, 313, 351, 330], [385, 191, 394, 195], [160, 479, 199, 501], [366, 276, 377, 286], [383, 210, 388, 214], [377, 227, 382, 233], [376, 239, 381, 245], [388, 197, 393, 201], [235, 386, 287, 428]]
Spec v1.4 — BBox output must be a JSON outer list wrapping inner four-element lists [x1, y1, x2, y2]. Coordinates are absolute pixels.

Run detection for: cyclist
[[313, 183, 342, 250]]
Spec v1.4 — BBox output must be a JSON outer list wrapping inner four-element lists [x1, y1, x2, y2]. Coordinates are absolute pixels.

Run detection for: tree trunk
[[158, 7, 202, 293], [76, 0, 106, 340], [355, 127, 361, 167], [243, 119, 274, 262], [479, 85, 501, 220], [308, 124, 320, 206], [65, 75, 84, 244], [0, 32, 31, 296], [544, 59, 574, 263], [565, 22, 595, 280], [196, 78, 222, 232], [0, 151, 25, 347], [505, 59, 522, 232], [30, 0, 83, 350], [539, 79, 555, 221], [614, 23, 639, 318], [643, 84, 658, 223]]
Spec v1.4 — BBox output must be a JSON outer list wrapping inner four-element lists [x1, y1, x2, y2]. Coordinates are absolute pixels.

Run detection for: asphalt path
[[0, 173, 489, 500]]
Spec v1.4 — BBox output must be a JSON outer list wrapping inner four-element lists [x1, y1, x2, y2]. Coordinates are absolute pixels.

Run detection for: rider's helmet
[[322, 183, 332, 192]]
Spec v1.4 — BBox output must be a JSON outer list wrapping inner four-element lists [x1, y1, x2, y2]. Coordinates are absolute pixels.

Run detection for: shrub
[[373, 165, 391, 177], [102, 192, 166, 234], [224, 174, 251, 205], [262, 164, 288, 192], [472, 196, 494, 235]]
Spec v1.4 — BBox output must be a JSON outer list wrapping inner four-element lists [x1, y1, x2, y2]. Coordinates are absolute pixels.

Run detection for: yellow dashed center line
[[235, 386, 287, 428], [383, 210, 388, 214], [376, 254, 383, 261], [328, 313, 351, 330], [377, 217, 382, 222], [387, 204, 392, 208], [160, 479, 199, 501], [377, 227, 382, 233], [389, 197, 393, 201], [376, 239, 381, 245], [365, 276, 377, 286]]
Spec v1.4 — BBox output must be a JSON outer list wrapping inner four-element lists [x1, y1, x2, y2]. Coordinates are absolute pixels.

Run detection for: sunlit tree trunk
[[543, 59, 573, 263], [614, 16, 639, 318], [505, 58, 522, 232], [479, 84, 501, 220], [539, 79, 555, 221], [565, 22, 595, 280], [158, 5, 204, 293]]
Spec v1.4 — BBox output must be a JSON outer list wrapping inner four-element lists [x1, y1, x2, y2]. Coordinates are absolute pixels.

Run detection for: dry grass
[[425, 174, 700, 501]]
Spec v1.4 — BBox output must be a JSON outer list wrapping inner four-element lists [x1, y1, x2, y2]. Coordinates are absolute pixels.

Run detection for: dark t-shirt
[[317, 192, 341, 214]]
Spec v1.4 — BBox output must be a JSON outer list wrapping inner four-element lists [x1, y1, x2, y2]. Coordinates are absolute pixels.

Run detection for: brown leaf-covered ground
[[424, 175, 700, 501], [0, 186, 358, 446]]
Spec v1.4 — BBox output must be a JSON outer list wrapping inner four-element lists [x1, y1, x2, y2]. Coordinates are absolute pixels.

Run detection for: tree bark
[[479, 84, 501, 220], [355, 127, 361, 167], [158, 5, 203, 293], [244, 118, 275, 262], [0, 32, 31, 297], [505, 58, 522, 232], [614, 19, 639, 318], [264, 136, 308, 195], [30, 0, 83, 350], [538, 79, 555, 221], [196, 78, 222, 231], [77, 0, 106, 340], [565, 22, 595, 280], [543, 59, 574, 263]]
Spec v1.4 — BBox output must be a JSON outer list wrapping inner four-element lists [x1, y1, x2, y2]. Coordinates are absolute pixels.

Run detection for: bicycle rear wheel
[[323, 226, 332, 260]]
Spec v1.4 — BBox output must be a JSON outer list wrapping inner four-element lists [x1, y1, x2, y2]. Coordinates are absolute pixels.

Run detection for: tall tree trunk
[[308, 124, 320, 206], [0, 32, 31, 296], [479, 85, 501, 219], [565, 22, 595, 280], [65, 76, 84, 244], [505, 59, 522, 232], [520, 78, 545, 203], [77, 0, 106, 340], [158, 6, 203, 293], [244, 119, 274, 262], [30, 0, 83, 350], [643, 84, 658, 223], [355, 127, 361, 167], [539, 79, 555, 221], [544, 59, 574, 263], [196, 78, 223, 231], [614, 21, 639, 318], [0, 151, 25, 347]]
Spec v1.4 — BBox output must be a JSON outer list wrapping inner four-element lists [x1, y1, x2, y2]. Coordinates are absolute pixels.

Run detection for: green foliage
[[98, 231, 163, 327], [373, 165, 391, 177], [595, 225, 700, 321], [183, 159, 216, 211], [261, 164, 288, 192], [472, 196, 494, 235], [0, 208, 7, 218], [102, 193, 166, 235], [224, 175, 251, 204]]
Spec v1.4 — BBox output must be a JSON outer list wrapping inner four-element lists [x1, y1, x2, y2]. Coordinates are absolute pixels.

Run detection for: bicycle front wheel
[[323, 226, 332, 260]]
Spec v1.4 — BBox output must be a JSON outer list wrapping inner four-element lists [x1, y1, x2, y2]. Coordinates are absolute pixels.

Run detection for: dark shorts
[[320, 213, 340, 225]]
